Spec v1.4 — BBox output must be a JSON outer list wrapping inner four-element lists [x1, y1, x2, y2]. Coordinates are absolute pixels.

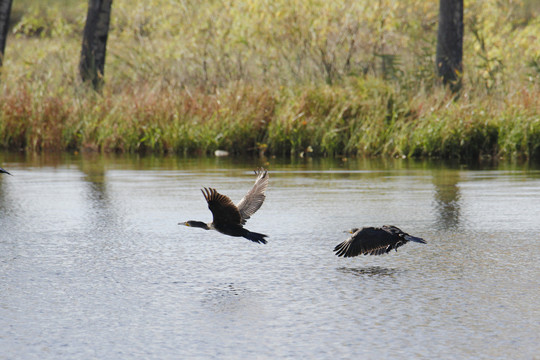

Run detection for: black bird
[[334, 225, 426, 257], [0, 167, 11, 175], [180, 168, 269, 244]]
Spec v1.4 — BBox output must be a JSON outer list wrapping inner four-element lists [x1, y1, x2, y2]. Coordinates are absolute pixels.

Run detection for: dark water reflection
[[337, 266, 402, 277], [432, 169, 461, 230], [1, 152, 539, 359]]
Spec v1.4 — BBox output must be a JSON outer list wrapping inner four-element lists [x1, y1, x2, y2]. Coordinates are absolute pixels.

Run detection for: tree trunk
[[79, 0, 113, 91], [0, 0, 13, 69], [436, 0, 463, 92]]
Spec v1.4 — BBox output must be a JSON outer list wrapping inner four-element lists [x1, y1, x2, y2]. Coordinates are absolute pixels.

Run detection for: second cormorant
[[334, 225, 426, 257]]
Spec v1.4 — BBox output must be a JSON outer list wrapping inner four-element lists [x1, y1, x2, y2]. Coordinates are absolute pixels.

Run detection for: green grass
[[0, 0, 539, 160]]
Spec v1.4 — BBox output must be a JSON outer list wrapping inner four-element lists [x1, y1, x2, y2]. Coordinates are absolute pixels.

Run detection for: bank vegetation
[[1, 0, 539, 159]]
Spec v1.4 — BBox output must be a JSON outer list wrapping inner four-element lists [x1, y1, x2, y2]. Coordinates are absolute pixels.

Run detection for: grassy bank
[[1, 0, 539, 159]]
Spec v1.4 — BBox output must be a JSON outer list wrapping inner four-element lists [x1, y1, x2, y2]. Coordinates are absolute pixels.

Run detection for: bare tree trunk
[[436, 0, 463, 92], [0, 0, 13, 70], [79, 0, 113, 91]]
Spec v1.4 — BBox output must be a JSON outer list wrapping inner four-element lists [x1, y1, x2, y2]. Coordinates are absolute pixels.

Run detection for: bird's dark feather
[[202, 187, 242, 226], [334, 225, 425, 257]]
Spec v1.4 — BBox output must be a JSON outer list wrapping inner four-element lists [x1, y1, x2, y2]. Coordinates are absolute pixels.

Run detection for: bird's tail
[[405, 235, 427, 244], [242, 229, 268, 244]]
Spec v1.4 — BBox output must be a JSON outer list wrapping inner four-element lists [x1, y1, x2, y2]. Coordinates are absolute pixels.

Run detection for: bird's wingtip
[[254, 167, 268, 178]]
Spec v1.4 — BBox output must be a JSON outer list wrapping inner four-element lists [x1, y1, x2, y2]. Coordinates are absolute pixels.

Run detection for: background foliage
[[1, 0, 539, 159]]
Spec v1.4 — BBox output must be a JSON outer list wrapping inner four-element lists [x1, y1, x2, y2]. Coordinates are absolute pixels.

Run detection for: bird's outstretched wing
[[334, 225, 426, 257], [0, 167, 11, 175], [333, 227, 402, 257], [236, 168, 269, 224], [202, 188, 242, 226]]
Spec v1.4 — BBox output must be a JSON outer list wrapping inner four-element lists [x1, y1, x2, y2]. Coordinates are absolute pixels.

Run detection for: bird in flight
[[0, 167, 11, 175], [180, 168, 269, 244], [334, 225, 426, 257]]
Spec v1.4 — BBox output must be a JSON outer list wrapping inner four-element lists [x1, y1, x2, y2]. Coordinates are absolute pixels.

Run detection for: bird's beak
[[405, 235, 427, 244]]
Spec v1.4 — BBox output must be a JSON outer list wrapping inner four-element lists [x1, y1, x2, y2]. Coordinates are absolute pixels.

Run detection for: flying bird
[[180, 168, 269, 244], [0, 167, 11, 175], [334, 225, 426, 257]]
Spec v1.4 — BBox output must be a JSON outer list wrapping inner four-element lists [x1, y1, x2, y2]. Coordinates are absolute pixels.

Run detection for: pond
[[1, 153, 539, 359]]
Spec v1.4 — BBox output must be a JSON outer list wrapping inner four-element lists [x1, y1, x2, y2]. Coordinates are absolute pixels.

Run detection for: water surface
[[1, 154, 539, 359]]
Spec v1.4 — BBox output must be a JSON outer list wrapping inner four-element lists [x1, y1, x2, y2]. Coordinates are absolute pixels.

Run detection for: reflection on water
[[432, 169, 461, 230], [201, 283, 254, 314], [1, 152, 539, 359], [337, 266, 402, 278]]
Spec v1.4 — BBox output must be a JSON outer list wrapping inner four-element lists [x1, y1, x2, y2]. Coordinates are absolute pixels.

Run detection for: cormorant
[[179, 168, 269, 244], [334, 225, 426, 257], [0, 167, 11, 175]]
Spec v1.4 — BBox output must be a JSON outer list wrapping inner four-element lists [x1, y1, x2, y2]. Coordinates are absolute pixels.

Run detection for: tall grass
[[1, 0, 539, 159]]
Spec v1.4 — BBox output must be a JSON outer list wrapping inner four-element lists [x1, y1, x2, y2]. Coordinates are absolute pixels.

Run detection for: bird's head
[[179, 220, 210, 230], [345, 228, 360, 234]]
